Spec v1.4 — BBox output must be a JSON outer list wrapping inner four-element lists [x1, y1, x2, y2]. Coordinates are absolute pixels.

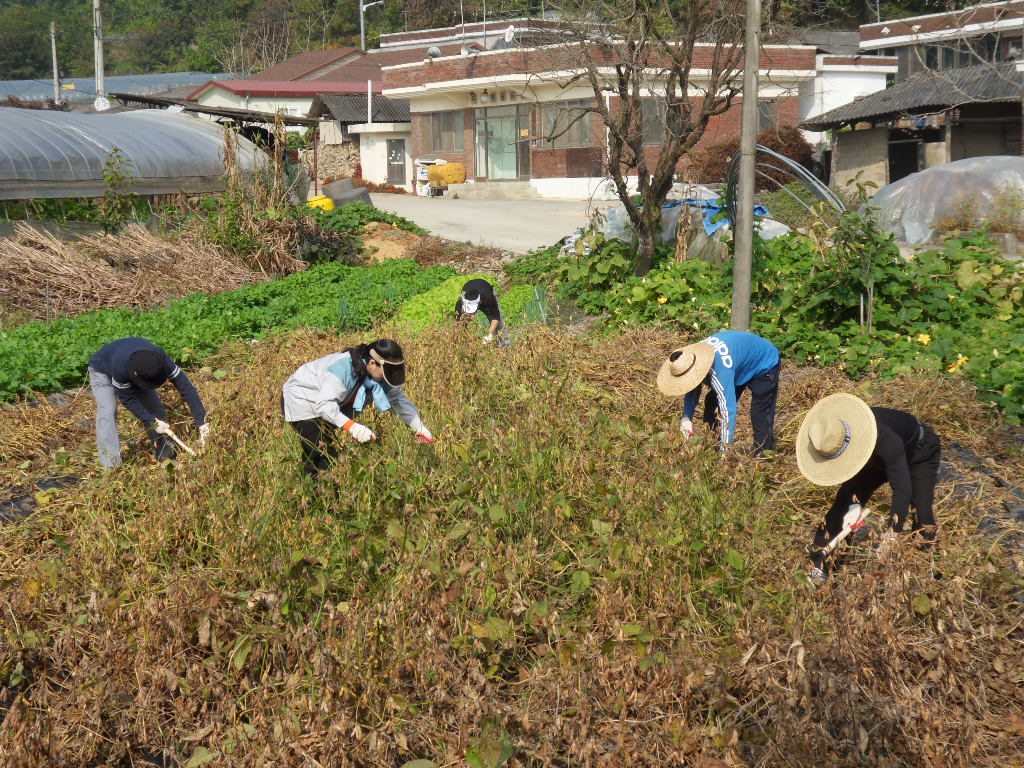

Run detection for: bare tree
[[548, 0, 748, 275], [211, 0, 296, 76]]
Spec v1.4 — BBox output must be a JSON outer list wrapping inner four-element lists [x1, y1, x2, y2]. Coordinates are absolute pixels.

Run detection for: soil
[[362, 221, 423, 262]]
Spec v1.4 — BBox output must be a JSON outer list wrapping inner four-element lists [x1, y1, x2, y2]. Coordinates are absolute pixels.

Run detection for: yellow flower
[[916, 333, 931, 345], [657, 296, 668, 304], [947, 354, 968, 373]]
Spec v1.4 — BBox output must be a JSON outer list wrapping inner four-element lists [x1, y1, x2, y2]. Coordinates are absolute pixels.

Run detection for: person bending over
[[281, 339, 434, 476], [797, 393, 941, 588], [88, 337, 209, 467], [454, 278, 510, 346], [656, 330, 780, 454]]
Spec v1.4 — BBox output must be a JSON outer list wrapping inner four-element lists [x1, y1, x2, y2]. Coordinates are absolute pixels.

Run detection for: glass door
[[474, 105, 529, 180]]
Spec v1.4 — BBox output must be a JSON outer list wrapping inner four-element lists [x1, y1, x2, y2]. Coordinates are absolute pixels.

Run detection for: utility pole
[[92, 0, 105, 98], [50, 22, 60, 104], [731, 0, 760, 331], [360, 0, 384, 51]]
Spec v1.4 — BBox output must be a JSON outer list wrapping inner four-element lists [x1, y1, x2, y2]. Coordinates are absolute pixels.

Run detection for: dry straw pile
[[0, 325, 1021, 767], [0, 222, 305, 324]]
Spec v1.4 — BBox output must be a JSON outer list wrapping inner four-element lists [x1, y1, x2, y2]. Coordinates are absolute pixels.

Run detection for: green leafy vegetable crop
[[0, 259, 455, 399]]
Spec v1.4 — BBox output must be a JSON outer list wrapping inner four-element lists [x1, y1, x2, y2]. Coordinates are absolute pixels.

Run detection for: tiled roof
[[250, 48, 362, 81], [310, 93, 411, 123], [801, 61, 1020, 129]]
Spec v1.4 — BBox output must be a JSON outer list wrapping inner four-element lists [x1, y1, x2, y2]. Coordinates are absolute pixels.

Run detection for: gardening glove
[[410, 418, 435, 443], [153, 419, 173, 437], [679, 417, 694, 438], [482, 334, 494, 345], [345, 421, 375, 443], [198, 423, 211, 448]]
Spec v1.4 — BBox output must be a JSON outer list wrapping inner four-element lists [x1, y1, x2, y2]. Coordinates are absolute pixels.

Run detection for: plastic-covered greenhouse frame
[[0, 107, 267, 200]]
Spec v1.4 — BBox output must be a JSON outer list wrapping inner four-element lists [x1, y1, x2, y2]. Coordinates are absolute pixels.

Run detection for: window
[[641, 99, 664, 145], [757, 99, 777, 132], [540, 99, 591, 149], [424, 110, 464, 153]]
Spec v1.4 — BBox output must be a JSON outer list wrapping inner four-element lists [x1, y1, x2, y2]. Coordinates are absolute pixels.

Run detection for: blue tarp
[[680, 198, 770, 236]]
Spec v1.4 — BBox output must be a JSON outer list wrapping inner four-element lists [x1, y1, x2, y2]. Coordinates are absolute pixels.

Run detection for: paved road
[[372, 194, 605, 253]]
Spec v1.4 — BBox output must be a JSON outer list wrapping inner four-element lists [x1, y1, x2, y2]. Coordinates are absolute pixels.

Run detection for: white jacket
[[282, 351, 421, 430]]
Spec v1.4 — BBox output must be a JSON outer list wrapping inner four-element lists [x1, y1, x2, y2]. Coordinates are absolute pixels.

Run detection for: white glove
[[198, 423, 211, 447], [153, 419, 173, 436], [482, 334, 494, 344], [347, 422, 375, 443], [679, 417, 694, 438], [410, 417, 435, 442]]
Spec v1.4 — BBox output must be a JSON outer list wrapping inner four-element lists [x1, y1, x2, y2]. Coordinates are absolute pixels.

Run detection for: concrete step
[[446, 180, 539, 200]]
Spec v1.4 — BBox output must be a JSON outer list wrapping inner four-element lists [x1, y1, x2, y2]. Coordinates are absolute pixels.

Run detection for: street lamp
[[360, 0, 384, 51]]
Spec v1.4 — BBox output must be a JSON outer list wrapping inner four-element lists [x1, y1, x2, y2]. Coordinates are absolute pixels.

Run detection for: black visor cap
[[382, 360, 406, 387]]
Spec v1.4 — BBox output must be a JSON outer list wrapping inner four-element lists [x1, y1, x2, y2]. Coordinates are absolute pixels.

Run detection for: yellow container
[[427, 162, 467, 187], [307, 195, 335, 211]]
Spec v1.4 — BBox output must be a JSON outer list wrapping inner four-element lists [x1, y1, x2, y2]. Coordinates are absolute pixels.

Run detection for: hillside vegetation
[[1, 0, 942, 80], [1, 324, 1022, 767]]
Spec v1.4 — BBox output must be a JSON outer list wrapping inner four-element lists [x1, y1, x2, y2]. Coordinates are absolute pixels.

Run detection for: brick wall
[[384, 44, 816, 90], [407, 89, 804, 182], [529, 111, 605, 178], [412, 109, 476, 176]]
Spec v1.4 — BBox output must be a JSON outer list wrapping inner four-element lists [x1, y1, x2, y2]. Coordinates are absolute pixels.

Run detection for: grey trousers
[[88, 366, 168, 468]]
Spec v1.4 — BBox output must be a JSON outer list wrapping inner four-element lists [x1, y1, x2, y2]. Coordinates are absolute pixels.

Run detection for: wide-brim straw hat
[[656, 343, 716, 397], [796, 393, 878, 486]]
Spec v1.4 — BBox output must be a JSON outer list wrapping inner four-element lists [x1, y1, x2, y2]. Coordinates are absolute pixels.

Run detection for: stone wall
[[301, 142, 361, 184]]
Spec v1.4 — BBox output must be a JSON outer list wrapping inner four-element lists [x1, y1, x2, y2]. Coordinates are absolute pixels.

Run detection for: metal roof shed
[[0, 107, 267, 200]]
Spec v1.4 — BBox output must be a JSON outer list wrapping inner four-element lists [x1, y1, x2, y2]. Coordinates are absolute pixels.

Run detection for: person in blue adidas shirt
[[656, 330, 781, 454], [88, 337, 209, 467], [281, 339, 435, 476]]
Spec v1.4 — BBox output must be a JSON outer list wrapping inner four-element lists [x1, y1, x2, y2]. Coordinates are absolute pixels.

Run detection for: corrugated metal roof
[[802, 61, 1021, 130], [311, 94, 410, 123]]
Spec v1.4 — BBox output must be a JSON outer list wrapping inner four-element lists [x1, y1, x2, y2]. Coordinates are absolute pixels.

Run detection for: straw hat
[[656, 343, 716, 397], [796, 393, 878, 486]]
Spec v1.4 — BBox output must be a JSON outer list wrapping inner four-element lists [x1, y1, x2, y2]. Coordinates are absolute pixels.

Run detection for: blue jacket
[[682, 331, 779, 445], [90, 337, 206, 427]]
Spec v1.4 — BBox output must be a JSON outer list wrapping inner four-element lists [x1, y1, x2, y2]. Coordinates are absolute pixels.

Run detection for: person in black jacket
[[454, 278, 510, 346], [88, 337, 209, 467], [796, 393, 941, 587]]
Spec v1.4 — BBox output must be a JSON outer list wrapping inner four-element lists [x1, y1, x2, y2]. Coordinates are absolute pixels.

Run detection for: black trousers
[[284, 397, 353, 477], [702, 361, 781, 454], [809, 425, 941, 569]]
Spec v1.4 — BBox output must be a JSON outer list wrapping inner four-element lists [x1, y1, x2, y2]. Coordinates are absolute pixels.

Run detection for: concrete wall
[[950, 122, 1016, 159], [833, 129, 888, 188], [355, 125, 413, 191], [922, 140, 949, 168], [800, 67, 891, 146]]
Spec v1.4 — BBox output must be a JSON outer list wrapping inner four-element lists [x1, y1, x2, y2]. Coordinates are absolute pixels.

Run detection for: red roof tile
[[249, 47, 363, 81]]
